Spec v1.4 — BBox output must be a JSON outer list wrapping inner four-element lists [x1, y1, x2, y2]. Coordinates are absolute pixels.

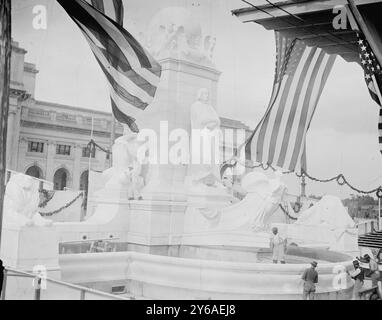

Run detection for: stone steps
[[358, 231, 382, 249]]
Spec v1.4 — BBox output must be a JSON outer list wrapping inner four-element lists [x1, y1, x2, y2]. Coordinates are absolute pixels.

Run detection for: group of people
[[270, 227, 381, 300], [270, 227, 319, 299], [348, 254, 381, 300]]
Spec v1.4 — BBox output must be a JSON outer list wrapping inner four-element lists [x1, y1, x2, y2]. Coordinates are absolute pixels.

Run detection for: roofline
[[231, 0, 382, 22], [34, 101, 252, 130], [35, 100, 112, 117]]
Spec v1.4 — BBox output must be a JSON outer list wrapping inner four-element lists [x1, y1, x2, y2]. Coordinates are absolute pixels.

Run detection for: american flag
[[356, 32, 382, 154], [245, 32, 336, 172], [57, 0, 162, 133]]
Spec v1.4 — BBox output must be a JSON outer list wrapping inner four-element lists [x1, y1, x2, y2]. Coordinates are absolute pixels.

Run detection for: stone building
[[6, 41, 251, 192]]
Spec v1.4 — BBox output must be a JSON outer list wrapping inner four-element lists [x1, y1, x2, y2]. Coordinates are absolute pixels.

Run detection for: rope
[[38, 189, 55, 208], [221, 157, 382, 199], [278, 203, 298, 221], [39, 192, 84, 217], [300, 169, 382, 197]]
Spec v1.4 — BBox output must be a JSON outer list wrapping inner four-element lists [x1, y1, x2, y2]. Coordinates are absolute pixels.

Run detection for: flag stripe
[[61, 1, 133, 73], [277, 47, 317, 167], [112, 0, 124, 26], [267, 51, 304, 164], [288, 50, 327, 170], [95, 55, 149, 110], [246, 32, 335, 172], [76, 0, 152, 70], [75, 20, 157, 100], [255, 39, 299, 162], [57, 0, 162, 132], [110, 97, 138, 132], [90, 0, 104, 13], [306, 55, 337, 132], [108, 84, 147, 119], [279, 47, 320, 169]]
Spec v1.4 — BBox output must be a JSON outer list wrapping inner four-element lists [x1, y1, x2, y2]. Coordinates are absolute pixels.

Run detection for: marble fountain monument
[[0, 7, 358, 300]]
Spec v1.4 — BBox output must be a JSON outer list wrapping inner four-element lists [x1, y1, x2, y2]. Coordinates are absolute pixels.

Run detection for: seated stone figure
[[3, 173, 53, 227]]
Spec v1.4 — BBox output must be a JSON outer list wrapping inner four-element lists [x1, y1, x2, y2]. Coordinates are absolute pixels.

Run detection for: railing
[[1, 267, 132, 300], [356, 219, 379, 236]]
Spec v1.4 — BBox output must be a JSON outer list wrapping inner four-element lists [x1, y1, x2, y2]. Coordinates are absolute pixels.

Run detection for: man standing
[[361, 254, 380, 287], [347, 260, 364, 300], [302, 261, 318, 300], [359, 254, 381, 298], [270, 227, 286, 264]]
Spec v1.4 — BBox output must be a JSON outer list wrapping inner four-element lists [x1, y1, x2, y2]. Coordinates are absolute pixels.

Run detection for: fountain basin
[[59, 245, 355, 300]]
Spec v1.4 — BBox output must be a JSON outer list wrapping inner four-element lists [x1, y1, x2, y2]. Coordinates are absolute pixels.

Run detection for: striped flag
[[355, 33, 382, 155], [245, 32, 336, 172], [57, 0, 162, 133]]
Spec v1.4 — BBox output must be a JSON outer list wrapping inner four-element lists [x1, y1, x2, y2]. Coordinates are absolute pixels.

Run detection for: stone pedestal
[[0, 225, 60, 270], [138, 58, 221, 202], [0, 225, 61, 300]]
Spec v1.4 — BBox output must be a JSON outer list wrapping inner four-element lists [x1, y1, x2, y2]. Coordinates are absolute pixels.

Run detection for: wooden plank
[[0, 0, 11, 245], [232, 0, 382, 23]]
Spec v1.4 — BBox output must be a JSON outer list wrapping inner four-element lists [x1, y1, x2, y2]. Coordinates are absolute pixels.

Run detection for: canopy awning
[[232, 0, 382, 64]]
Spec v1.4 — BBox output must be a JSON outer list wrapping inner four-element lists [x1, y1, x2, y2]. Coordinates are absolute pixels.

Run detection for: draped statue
[[189, 88, 222, 187], [102, 132, 146, 200]]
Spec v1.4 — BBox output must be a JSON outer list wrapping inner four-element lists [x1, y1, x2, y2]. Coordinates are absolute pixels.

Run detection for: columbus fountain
[[0, 7, 358, 300]]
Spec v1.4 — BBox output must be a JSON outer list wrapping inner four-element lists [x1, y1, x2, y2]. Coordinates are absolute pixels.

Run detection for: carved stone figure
[[189, 88, 222, 187], [241, 171, 287, 231], [103, 132, 147, 200], [145, 7, 215, 66], [3, 173, 53, 227]]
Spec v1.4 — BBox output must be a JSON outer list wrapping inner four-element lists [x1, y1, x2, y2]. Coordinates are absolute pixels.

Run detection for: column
[[6, 94, 20, 170], [16, 137, 28, 173], [72, 144, 82, 190], [45, 140, 56, 183]]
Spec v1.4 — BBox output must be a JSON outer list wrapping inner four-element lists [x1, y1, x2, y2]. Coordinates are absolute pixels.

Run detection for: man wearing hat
[[358, 254, 380, 287], [301, 261, 319, 300], [347, 260, 365, 300]]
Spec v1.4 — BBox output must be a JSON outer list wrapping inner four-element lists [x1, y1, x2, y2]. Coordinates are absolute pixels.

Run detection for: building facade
[[7, 41, 251, 191]]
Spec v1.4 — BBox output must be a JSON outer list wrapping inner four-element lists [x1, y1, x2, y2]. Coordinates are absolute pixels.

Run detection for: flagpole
[[300, 143, 307, 201], [109, 113, 115, 166], [0, 0, 11, 247], [378, 197, 381, 231], [88, 116, 94, 173]]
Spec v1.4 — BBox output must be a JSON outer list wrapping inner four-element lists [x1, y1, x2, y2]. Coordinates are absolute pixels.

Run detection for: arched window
[[25, 165, 43, 179], [79, 170, 89, 193], [53, 168, 69, 190]]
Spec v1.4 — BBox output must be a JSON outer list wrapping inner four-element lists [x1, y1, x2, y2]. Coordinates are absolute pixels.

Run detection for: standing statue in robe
[[189, 88, 222, 187]]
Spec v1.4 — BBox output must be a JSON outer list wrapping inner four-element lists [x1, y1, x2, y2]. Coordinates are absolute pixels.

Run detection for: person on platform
[[347, 260, 364, 300], [301, 261, 319, 300], [270, 227, 286, 264]]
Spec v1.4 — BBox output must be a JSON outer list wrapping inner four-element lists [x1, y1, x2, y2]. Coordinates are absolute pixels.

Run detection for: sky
[[11, 0, 382, 199]]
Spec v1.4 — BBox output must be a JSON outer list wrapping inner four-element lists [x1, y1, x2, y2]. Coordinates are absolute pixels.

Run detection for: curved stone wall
[[60, 247, 355, 300]]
